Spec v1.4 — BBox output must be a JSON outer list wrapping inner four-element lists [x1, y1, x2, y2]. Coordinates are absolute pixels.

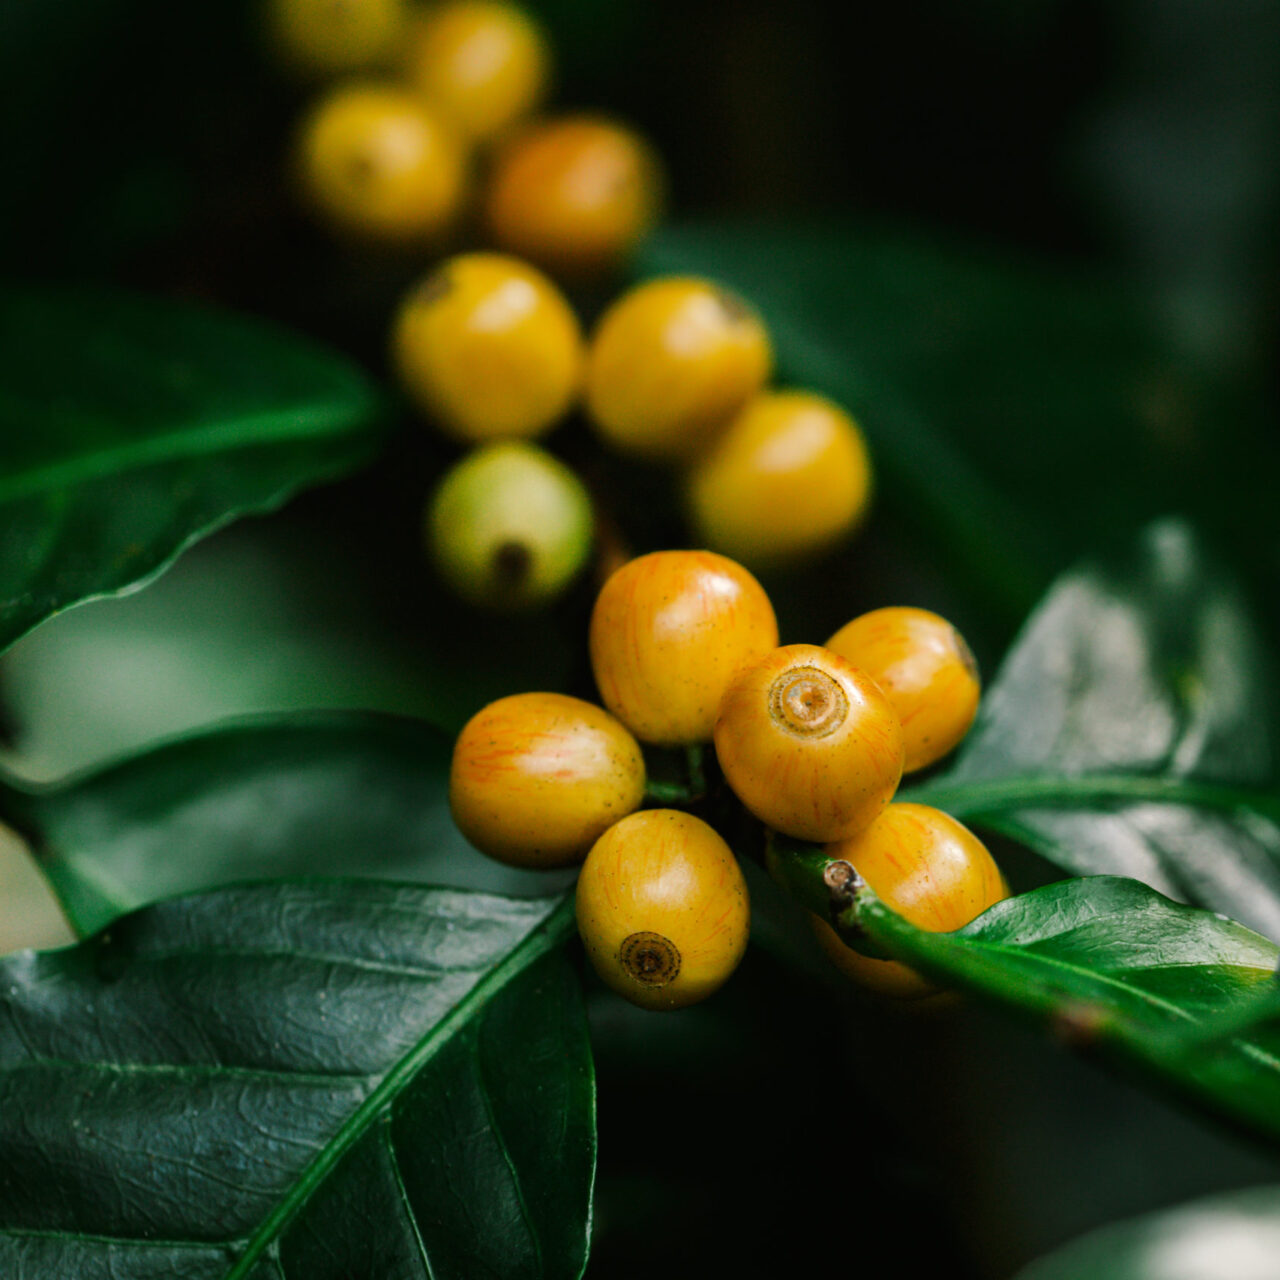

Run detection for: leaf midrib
[[903, 772, 1280, 822], [865, 899, 1280, 1078], [224, 893, 576, 1280], [0, 400, 376, 505]]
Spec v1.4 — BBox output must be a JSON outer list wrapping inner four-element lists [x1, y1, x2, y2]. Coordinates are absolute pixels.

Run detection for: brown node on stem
[[619, 931, 681, 986], [822, 858, 861, 903], [1050, 1001, 1110, 1049], [768, 666, 848, 739]]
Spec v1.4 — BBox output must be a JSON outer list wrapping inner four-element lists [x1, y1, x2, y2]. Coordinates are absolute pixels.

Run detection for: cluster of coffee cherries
[[269, 0, 662, 277], [401, 261, 873, 609], [450, 548, 1007, 1010]]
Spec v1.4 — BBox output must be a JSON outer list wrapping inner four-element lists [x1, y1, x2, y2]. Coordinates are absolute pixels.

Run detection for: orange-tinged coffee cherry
[[392, 252, 584, 441], [267, 0, 405, 77], [403, 0, 549, 143], [812, 802, 1007, 998], [297, 83, 468, 243], [826, 606, 980, 772], [715, 644, 904, 842], [450, 692, 645, 867], [585, 278, 772, 462], [687, 390, 872, 568], [589, 550, 779, 746], [485, 115, 663, 278], [576, 809, 750, 1010]]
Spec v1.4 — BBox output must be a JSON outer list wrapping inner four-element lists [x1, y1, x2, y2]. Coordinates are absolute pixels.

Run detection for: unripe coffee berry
[[687, 390, 872, 568], [267, 0, 404, 76], [403, 0, 549, 143], [826, 607, 980, 772], [485, 115, 663, 278], [450, 692, 645, 867], [812, 803, 1007, 998], [297, 84, 468, 243], [589, 550, 778, 745], [393, 253, 584, 442], [427, 441, 592, 610], [576, 809, 750, 1011], [714, 644, 904, 842], [585, 278, 772, 462]]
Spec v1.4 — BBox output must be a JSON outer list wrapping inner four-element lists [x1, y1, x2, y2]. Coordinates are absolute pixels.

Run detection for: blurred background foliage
[[1, 0, 1278, 1275]]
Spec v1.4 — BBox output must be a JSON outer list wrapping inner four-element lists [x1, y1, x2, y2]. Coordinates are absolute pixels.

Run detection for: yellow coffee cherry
[[687, 390, 872, 568], [714, 644, 904, 843], [826, 606, 980, 772], [267, 0, 405, 77], [450, 692, 645, 867], [812, 802, 1007, 998], [392, 252, 584, 441], [585, 277, 773, 462], [403, 1, 549, 143], [485, 115, 663, 278], [589, 550, 779, 746], [296, 83, 468, 243], [427, 441, 593, 610], [576, 809, 750, 1011]]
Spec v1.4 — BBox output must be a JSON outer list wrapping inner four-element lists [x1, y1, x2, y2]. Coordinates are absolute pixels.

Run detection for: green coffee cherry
[[427, 441, 593, 609]]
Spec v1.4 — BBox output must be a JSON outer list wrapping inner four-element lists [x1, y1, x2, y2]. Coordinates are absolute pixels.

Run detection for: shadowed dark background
[[3, 1, 1278, 1274]]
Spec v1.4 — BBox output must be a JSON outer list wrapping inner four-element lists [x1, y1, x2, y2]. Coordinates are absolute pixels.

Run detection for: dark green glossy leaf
[[905, 521, 1280, 940], [1016, 1184, 1280, 1280], [640, 221, 1232, 616], [0, 289, 387, 653], [832, 873, 1280, 1144], [0, 882, 593, 1279], [0, 712, 569, 938]]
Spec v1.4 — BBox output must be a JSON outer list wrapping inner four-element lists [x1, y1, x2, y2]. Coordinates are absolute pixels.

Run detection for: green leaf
[[835, 873, 1280, 1145], [1015, 1184, 1280, 1280], [0, 712, 569, 938], [640, 221, 1234, 616], [0, 289, 387, 653], [905, 520, 1280, 940], [0, 882, 594, 1279]]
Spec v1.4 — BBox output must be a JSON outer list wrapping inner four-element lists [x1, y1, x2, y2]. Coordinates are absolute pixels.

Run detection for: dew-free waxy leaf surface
[[0, 882, 593, 1279]]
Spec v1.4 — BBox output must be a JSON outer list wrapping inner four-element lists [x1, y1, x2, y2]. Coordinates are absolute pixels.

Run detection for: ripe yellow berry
[[427, 442, 592, 610], [267, 0, 405, 77], [826, 607, 980, 773], [576, 809, 750, 1010], [585, 278, 772, 462], [450, 692, 646, 867], [485, 115, 663, 278], [686, 390, 872, 568], [403, 1, 549, 143], [589, 550, 779, 746], [392, 253, 584, 442], [812, 802, 1007, 998], [296, 83, 468, 243], [714, 644, 904, 842]]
